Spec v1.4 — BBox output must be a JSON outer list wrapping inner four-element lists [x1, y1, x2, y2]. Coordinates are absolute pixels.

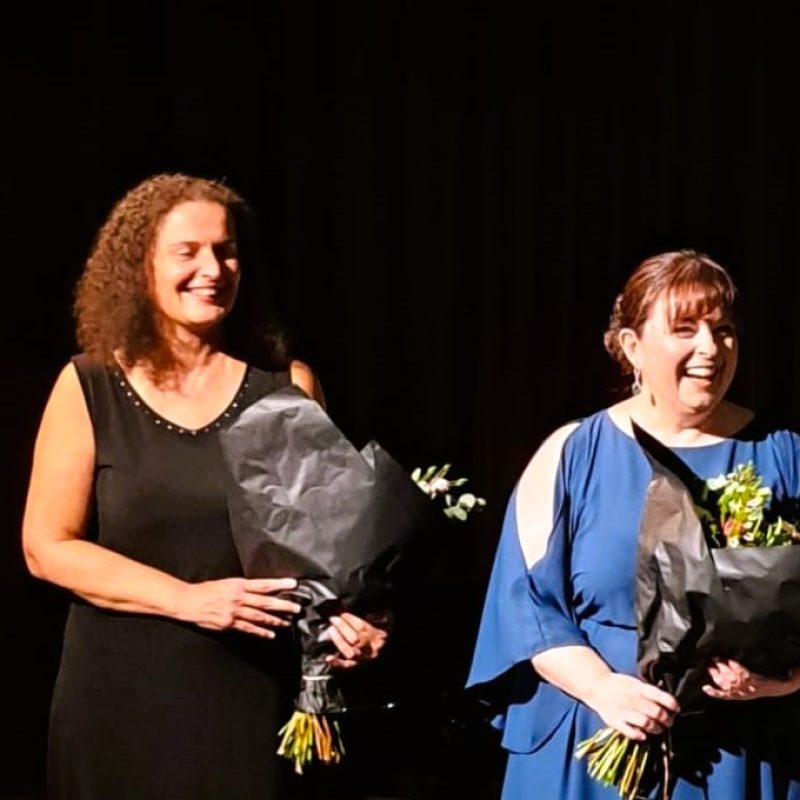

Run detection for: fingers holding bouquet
[[576, 672, 680, 797], [326, 612, 389, 669], [591, 673, 680, 742], [179, 577, 302, 638], [703, 659, 800, 701]]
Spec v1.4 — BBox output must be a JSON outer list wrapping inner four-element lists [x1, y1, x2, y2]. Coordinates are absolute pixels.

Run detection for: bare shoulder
[[517, 422, 581, 497], [26, 361, 93, 502], [37, 362, 94, 448], [23, 363, 96, 563], [47, 362, 91, 418], [515, 422, 581, 567], [289, 359, 327, 407]]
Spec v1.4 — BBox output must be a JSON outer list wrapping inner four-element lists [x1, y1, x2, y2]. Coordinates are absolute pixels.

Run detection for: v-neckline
[[112, 363, 251, 436]]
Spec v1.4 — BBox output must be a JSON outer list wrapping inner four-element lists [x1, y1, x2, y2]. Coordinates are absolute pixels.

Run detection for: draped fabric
[[468, 410, 800, 799]]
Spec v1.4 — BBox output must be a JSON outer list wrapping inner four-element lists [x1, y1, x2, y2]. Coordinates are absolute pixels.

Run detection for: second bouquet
[[576, 424, 800, 800]]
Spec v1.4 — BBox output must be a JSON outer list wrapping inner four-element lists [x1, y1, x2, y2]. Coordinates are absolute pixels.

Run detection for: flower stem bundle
[[575, 727, 651, 800], [277, 708, 345, 774], [276, 647, 347, 774]]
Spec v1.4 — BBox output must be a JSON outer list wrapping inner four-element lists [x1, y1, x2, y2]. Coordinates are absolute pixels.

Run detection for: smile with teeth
[[684, 365, 717, 380], [184, 286, 226, 301]]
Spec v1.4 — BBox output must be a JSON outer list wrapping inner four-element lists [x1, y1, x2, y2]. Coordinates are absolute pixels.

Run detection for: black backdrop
[[5, 3, 800, 797]]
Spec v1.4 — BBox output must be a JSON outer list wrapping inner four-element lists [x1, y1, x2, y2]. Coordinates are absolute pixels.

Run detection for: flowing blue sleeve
[[467, 431, 589, 753]]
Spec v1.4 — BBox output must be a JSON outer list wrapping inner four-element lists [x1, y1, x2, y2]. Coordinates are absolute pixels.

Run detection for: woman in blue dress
[[468, 250, 800, 799]]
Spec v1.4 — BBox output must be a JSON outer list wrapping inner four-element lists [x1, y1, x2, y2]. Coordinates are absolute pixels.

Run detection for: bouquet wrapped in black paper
[[576, 426, 800, 799], [219, 386, 484, 773]]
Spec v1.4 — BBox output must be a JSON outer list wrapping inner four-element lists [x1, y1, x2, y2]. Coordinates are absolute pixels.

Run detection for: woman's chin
[[163, 311, 230, 340], [678, 392, 725, 418]]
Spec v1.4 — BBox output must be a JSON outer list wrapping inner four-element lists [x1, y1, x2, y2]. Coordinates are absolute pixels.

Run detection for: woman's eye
[[673, 325, 696, 336]]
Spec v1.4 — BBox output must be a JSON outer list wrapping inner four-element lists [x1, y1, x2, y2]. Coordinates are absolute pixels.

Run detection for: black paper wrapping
[[635, 453, 720, 706], [219, 385, 432, 712], [634, 425, 800, 708], [702, 546, 800, 678]]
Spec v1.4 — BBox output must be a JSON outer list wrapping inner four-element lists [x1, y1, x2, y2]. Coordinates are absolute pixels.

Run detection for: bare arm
[[533, 646, 678, 740], [517, 426, 678, 740], [22, 363, 299, 637]]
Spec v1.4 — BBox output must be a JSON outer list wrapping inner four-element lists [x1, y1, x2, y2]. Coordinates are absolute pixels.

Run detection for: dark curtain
[[4, 2, 800, 796]]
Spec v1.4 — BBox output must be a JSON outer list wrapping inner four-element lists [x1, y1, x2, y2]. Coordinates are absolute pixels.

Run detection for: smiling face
[[623, 290, 738, 421], [148, 200, 239, 338]]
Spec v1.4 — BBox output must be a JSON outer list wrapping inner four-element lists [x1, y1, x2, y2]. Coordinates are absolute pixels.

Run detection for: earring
[[632, 366, 642, 396]]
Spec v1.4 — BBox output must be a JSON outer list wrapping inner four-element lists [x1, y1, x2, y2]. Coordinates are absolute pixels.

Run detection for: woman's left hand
[[702, 659, 800, 701], [326, 612, 388, 669]]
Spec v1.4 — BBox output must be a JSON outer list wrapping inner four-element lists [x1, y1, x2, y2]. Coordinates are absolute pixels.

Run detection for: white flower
[[429, 477, 451, 496]]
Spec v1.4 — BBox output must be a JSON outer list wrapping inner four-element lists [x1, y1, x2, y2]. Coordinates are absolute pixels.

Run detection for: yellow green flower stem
[[277, 710, 345, 775]]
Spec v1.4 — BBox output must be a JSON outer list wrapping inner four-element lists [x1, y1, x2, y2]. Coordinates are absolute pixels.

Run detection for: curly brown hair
[[74, 173, 282, 373], [604, 250, 738, 376]]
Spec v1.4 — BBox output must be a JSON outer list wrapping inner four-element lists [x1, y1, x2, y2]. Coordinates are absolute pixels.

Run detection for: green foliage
[[701, 462, 800, 547], [411, 464, 487, 521]]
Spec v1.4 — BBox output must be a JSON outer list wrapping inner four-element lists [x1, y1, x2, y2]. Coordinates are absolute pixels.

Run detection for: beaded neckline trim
[[112, 367, 250, 436]]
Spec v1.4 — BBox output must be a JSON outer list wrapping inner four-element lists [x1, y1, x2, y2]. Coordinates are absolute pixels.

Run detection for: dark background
[[4, 2, 800, 797]]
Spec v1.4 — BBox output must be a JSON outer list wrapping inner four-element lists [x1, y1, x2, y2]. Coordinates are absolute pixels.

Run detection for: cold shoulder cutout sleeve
[[516, 423, 581, 568], [467, 422, 588, 753]]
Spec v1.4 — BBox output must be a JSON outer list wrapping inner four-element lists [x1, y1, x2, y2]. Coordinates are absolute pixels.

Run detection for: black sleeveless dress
[[48, 355, 296, 800]]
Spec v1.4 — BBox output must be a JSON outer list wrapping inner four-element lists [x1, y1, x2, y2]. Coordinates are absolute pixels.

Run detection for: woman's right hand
[[588, 673, 679, 741], [177, 577, 302, 638]]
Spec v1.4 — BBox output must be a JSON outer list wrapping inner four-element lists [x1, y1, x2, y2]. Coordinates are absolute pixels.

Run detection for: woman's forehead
[[652, 285, 732, 322], [154, 201, 232, 245]]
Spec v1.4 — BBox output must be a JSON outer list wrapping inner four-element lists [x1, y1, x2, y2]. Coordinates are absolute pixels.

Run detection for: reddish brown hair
[[74, 173, 249, 372], [604, 250, 737, 375]]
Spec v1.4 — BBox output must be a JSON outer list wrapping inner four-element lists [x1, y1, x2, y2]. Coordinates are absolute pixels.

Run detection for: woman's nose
[[197, 247, 223, 277], [695, 324, 718, 355]]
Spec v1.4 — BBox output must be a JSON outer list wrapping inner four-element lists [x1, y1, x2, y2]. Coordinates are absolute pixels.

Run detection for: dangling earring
[[632, 366, 642, 396]]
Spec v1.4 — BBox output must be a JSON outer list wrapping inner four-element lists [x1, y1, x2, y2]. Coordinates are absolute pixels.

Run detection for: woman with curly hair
[[22, 173, 386, 799]]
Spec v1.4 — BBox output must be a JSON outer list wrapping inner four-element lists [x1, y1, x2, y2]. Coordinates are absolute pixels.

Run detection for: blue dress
[[468, 410, 800, 799]]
